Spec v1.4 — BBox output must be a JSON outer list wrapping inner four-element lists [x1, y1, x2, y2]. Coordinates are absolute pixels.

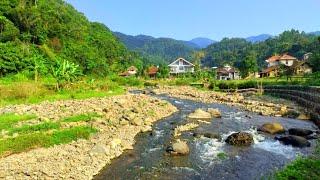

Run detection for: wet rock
[[258, 123, 285, 135], [207, 108, 222, 118], [142, 89, 156, 95], [188, 109, 211, 119], [225, 132, 253, 146], [166, 140, 190, 156], [275, 135, 311, 148], [297, 113, 311, 120], [288, 128, 313, 137], [193, 132, 221, 140], [284, 109, 300, 119]]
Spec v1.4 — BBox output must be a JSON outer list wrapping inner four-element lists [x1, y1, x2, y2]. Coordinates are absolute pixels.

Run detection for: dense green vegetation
[[0, 0, 140, 79], [114, 32, 198, 65], [202, 30, 320, 75], [275, 141, 320, 179]]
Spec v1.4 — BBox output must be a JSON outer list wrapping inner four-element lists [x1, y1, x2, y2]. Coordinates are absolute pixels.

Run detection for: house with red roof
[[260, 53, 312, 77]]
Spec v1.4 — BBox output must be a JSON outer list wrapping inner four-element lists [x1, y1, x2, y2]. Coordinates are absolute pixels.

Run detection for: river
[[95, 92, 317, 180]]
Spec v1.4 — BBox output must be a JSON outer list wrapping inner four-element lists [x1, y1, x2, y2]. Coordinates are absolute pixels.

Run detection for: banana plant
[[51, 58, 82, 91]]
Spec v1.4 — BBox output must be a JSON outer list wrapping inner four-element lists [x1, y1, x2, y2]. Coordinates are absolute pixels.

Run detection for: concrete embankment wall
[[264, 85, 320, 127]]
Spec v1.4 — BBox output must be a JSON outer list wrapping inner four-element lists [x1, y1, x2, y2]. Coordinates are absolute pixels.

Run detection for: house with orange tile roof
[[260, 53, 312, 77]]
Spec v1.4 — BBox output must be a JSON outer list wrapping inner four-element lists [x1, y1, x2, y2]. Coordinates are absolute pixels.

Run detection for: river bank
[[0, 94, 177, 179], [153, 86, 309, 119]]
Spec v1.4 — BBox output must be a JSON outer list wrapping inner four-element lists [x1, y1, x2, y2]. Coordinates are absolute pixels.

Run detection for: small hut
[[147, 66, 159, 78], [119, 66, 138, 77]]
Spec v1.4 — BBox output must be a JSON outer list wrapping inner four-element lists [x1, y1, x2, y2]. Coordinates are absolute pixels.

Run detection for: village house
[[260, 53, 312, 77], [168, 58, 195, 74], [216, 65, 240, 80], [119, 66, 138, 77], [147, 65, 159, 78]]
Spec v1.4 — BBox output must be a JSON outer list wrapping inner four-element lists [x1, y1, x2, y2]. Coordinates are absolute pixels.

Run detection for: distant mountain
[[246, 34, 273, 43], [309, 31, 320, 36], [190, 38, 216, 48], [113, 32, 154, 49], [113, 32, 198, 64]]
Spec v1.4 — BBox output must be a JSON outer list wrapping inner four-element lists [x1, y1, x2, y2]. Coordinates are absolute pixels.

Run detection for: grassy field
[[0, 113, 98, 157], [0, 73, 147, 106]]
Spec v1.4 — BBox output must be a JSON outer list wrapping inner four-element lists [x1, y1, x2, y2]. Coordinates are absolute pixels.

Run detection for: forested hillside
[[202, 30, 320, 72], [0, 0, 132, 77], [114, 32, 199, 65]]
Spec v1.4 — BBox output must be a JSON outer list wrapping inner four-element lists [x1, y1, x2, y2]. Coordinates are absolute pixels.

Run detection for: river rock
[[193, 132, 221, 140], [131, 118, 144, 126], [207, 108, 222, 118], [288, 128, 313, 137], [297, 114, 311, 120], [225, 132, 253, 146], [90, 144, 109, 155], [258, 122, 285, 135], [166, 140, 190, 156], [275, 135, 311, 148], [188, 109, 211, 119]]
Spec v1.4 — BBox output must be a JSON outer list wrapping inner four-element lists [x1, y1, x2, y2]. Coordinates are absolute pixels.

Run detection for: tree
[[192, 51, 205, 72], [157, 64, 169, 78], [239, 51, 258, 78]]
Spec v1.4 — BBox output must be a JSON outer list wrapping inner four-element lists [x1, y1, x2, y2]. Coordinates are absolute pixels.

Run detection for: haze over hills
[[245, 34, 273, 43], [190, 38, 217, 48]]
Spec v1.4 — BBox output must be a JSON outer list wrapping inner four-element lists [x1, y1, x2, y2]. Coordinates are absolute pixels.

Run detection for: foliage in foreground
[[275, 141, 320, 179]]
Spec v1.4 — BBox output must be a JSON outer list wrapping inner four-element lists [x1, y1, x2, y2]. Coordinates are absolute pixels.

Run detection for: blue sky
[[66, 0, 320, 41]]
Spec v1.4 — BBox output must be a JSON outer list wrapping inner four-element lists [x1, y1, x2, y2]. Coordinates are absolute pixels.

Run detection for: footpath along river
[[95, 91, 318, 180]]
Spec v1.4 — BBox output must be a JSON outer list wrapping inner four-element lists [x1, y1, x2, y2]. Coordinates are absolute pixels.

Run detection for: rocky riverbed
[[153, 86, 308, 118], [0, 94, 177, 179]]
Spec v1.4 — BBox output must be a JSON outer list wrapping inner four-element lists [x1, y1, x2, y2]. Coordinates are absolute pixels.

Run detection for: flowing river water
[[95, 92, 318, 180]]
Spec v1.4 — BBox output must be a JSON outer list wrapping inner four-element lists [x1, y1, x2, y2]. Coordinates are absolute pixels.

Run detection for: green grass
[[6, 122, 61, 136], [0, 126, 97, 157], [62, 113, 101, 123], [0, 113, 37, 130], [0, 76, 127, 107], [217, 152, 228, 160], [275, 140, 320, 179]]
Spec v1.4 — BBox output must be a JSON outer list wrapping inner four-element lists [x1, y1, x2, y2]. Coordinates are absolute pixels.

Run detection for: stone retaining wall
[[264, 85, 320, 127]]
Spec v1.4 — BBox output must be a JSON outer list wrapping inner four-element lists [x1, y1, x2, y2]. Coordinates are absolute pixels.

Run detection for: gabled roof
[[266, 54, 297, 62], [127, 66, 138, 71], [279, 54, 297, 61], [216, 66, 238, 74], [260, 65, 279, 74], [147, 66, 158, 75], [168, 58, 195, 67]]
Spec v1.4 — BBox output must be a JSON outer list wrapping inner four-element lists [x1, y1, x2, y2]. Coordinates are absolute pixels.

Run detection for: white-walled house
[[266, 54, 297, 67], [168, 58, 195, 74], [216, 65, 240, 80]]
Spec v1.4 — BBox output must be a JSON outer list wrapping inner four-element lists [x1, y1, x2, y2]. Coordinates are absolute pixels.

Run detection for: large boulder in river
[[225, 132, 254, 146], [288, 128, 313, 137], [275, 135, 311, 148], [208, 108, 222, 118], [166, 140, 190, 156], [258, 123, 285, 135], [188, 109, 212, 119]]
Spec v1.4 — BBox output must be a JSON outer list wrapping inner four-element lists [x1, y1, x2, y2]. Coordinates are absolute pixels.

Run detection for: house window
[[286, 60, 288, 65], [179, 66, 184, 71]]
